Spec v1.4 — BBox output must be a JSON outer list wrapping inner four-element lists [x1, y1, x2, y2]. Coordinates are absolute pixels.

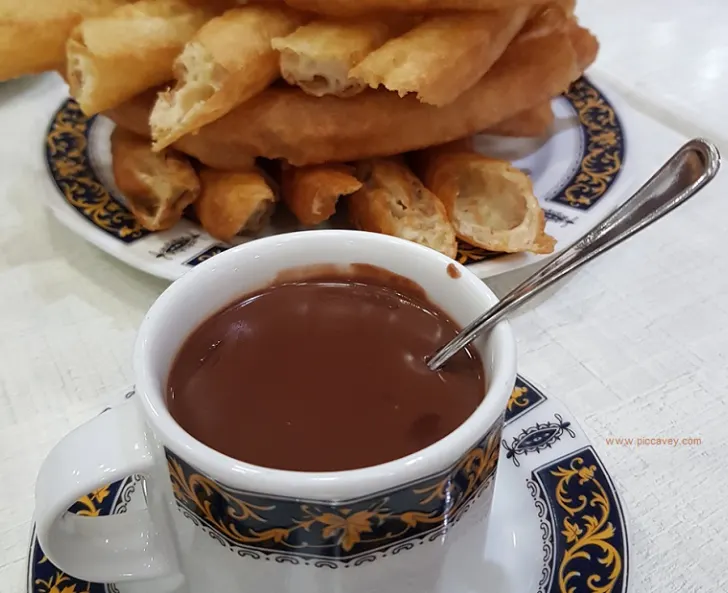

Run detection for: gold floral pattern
[[32, 481, 126, 593], [505, 377, 546, 423], [508, 386, 530, 412], [555, 78, 624, 211], [30, 378, 630, 591], [296, 501, 391, 552], [35, 571, 90, 593], [48, 79, 622, 266], [532, 448, 626, 593], [552, 457, 622, 593], [166, 421, 502, 562], [70, 486, 110, 517], [46, 100, 148, 242]]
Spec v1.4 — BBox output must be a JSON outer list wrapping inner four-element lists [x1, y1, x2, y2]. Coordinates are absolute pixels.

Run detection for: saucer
[[42, 76, 628, 281], [27, 377, 630, 593]]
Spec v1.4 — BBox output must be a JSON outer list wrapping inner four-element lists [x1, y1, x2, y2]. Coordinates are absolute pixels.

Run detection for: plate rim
[[41, 76, 629, 283]]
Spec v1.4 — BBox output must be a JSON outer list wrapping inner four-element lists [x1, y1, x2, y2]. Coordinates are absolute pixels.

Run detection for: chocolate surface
[[167, 266, 484, 472]]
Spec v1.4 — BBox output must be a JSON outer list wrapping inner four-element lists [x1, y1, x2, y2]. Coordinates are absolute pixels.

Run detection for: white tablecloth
[[2, 4, 727, 592]]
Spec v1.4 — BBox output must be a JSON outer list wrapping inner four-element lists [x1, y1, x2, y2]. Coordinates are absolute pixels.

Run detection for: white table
[[2, 4, 728, 592]]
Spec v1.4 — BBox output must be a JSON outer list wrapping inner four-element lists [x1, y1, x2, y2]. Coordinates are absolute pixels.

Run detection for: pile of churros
[[3, 0, 598, 258]]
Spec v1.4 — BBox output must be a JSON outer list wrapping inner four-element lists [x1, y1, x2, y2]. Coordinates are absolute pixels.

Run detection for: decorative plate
[[41, 77, 628, 281], [28, 378, 630, 593]]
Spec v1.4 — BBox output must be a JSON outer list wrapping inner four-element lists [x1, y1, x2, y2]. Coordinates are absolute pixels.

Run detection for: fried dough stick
[[282, 0, 548, 17], [67, 0, 213, 115], [107, 86, 259, 171], [281, 164, 362, 225], [486, 102, 554, 137], [150, 5, 308, 150], [350, 8, 530, 106], [110, 126, 200, 231], [486, 7, 599, 140], [0, 0, 128, 81], [568, 20, 600, 71], [271, 17, 412, 98], [518, 0, 574, 41], [349, 159, 457, 258], [196, 168, 278, 242], [417, 149, 555, 254], [108, 28, 581, 167], [183, 0, 248, 8]]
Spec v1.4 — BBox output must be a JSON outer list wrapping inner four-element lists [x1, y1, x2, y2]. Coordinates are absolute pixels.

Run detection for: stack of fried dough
[[4, 0, 598, 258]]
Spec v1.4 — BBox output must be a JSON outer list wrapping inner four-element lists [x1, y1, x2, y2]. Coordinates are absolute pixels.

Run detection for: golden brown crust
[[110, 126, 200, 231], [105, 87, 259, 170], [350, 8, 530, 106], [349, 159, 457, 258], [281, 164, 362, 225], [518, 1, 572, 41], [485, 102, 554, 137], [0, 0, 128, 81], [150, 4, 308, 150], [108, 29, 579, 167], [196, 168, 278, 242], [568, 19, 599, 72], [422, 138, 477, 153], [281, 0, 546, 17], [271, 17, 411, 98], [182, 0, 250, 8], [417, 149, 555, 254], [67, 0, 212, 115]]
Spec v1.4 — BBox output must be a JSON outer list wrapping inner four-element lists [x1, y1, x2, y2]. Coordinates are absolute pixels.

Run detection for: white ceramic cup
[[34, 230, 517, 593]]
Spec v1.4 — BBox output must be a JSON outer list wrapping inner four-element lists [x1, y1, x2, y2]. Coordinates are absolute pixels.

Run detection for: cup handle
[[34, 401, 176, 583]]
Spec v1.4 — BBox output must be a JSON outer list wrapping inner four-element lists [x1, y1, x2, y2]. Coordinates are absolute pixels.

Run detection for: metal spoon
[[427, 138, 721, 372]]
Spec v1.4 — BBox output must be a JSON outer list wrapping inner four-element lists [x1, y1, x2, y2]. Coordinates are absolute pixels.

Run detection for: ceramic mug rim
[[133, 230, 517, 500]]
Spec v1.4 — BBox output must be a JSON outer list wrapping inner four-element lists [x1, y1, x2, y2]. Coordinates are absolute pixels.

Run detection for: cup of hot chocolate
[[35, 230, 517, 593]]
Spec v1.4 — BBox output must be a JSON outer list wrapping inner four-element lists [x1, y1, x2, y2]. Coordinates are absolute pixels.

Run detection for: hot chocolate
[[167, 265, 484, 472]]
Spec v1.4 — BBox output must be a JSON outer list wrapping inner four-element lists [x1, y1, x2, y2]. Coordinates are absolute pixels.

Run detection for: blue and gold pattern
[[506, 376, 546, 424], [47, 77, 624, 268], [29, 378, 629, 592], [166, 421, 502, 564], [46, 100, 149, 243], [457, 76, 625, 264], [30, 481, 129, 593], [549, 78, 625, 212], [529, 447, 627, 593], [184, 244, 230, 267]]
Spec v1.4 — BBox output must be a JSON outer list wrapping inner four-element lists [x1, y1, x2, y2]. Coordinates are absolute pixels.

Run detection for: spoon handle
[[428, 138, 721, 371]]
